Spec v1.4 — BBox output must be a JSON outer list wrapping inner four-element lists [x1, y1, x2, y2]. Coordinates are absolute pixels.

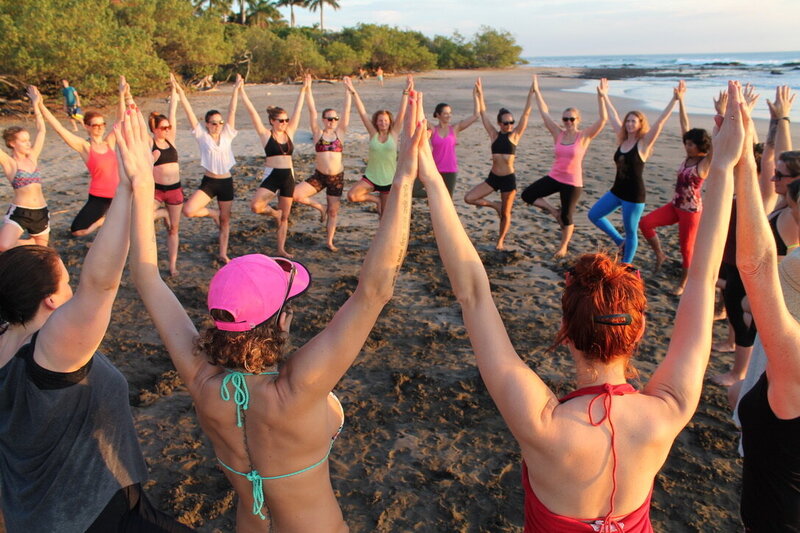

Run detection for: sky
[[281, 0, 800, 57]]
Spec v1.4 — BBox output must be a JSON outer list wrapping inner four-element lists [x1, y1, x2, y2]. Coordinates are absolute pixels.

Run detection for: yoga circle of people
[[1, 66, 798, 532]]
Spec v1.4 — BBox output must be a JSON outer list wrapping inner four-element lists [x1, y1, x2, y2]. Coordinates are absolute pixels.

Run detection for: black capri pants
[[521, 175, 582, 226]]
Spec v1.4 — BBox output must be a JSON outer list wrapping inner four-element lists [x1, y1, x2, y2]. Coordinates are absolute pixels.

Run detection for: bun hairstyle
[[195, 310, 285, 373], [267, 106, 287, 121], [0, 246, 62, 331], [497, 108, 512, 123], [682, 128, 711, 154], [2, 127, 24, 149], [83, 111, 103, 126], [204, 109, 221, 123], [148, 112, 168, 133], [433, 103, 450, 118], [554, 253, 646, 377]]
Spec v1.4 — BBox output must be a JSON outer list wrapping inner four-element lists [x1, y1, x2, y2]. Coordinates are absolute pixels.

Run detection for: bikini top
[[153, 139, 178, 166], [11, 168, 42, 189], [522, 383, 648, 533], [315, 134, 343, 153], [491, 132, 516, 155], [264, 132, 294, 157], [217, 369, 344, 520]]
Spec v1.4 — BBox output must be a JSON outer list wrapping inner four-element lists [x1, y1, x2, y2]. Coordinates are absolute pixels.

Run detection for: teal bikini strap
[[219, 369, 278, 427]]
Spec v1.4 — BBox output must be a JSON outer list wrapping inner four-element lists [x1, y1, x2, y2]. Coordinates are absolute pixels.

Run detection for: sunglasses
[[273, 118, 290, 124], [501, 120, 515, 126], [273, 258, 296, 326], [207, 121, 224, 126], [772, 170, 799, 181], [88, 122, 106, 128], [563, 117, 577, 122], [158, 125, 172, 131], [324, 116, 340, 121]]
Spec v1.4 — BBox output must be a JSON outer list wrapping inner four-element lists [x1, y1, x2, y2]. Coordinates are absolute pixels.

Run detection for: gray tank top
[[0, 337, 148, 532]]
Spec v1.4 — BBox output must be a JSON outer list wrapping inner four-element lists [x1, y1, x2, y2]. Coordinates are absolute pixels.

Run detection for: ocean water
[[524, 51, 800, 120]]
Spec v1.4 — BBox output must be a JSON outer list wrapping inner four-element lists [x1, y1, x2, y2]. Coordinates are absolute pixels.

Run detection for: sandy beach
[[4, 67, 799, 532]]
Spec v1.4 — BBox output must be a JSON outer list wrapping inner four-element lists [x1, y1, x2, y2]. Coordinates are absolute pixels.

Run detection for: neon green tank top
[[364, 133, 397, 186]]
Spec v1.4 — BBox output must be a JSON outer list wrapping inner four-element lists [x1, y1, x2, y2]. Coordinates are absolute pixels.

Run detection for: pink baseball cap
[[208, 254, 311, 332]]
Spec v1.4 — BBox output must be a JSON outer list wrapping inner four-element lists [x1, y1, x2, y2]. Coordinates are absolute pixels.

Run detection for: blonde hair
[[617, 110, 649, 144]]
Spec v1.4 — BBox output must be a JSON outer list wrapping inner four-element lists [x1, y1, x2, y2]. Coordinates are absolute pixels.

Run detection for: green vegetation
[[0, 0, 525, 100]]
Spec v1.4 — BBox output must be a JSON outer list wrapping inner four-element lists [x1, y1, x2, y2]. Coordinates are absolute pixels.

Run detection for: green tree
[[470, 26, 522, 68], [275, 0, 306, 28], [323, 41, 361, 77], [305, 0, 339, 32]]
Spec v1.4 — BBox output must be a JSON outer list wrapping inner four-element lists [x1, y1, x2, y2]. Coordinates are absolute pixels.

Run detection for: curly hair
[[194, 310, 286, 373], [682, 128, 711, 154], [617, 110, 650, 144], [553, 253, 646, 378]]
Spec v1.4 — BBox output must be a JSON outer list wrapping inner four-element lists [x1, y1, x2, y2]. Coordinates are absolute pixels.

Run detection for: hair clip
[[593, 313, 632, 326]]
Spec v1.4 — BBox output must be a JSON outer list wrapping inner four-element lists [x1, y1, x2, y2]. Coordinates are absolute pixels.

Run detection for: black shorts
[[259, 168, 295, 198], [306, 169, 344, 197], [71, 194, 112, 233], [5, 204, 50, 236], [412, 172, 457, 198], [199, 175, 234, 202], [361, 176, 391, 194], [485, 171, 516, 193], [86, 483, 194, 533]]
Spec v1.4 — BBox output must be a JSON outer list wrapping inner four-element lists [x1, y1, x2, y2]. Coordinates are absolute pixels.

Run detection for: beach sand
[[5, 68, 799, 532]]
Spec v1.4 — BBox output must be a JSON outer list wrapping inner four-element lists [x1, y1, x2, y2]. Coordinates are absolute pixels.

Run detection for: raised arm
[[509, 76, 536, 142], [34, 110, 142, 372], [238, 78, 269, 143], [476, 78, 498, 141], [280, 92, 425, 400], [344, 76, 376, 136], [676, 80, 690, 135], [640, 84, 679, 158], [644, 81, 743, 425], [171, 73, 199, 131], [581, 78, 609, 141], [167, 81, 179, 144], [37, 96, 89, 157], [286, 75, 307, 138], [338, 77, 352, 135], [391, 75, 414, 135], [305, 75, 321, 138], [454, 84, 480, 133], [531, 74, 561, 139], [225, 75, 241, 131], [27, 86, 47, 160], [117, 76, 129, 125], [602, 85, 623, 136], [415, 96, 556, 447], [738, 86, 800, 419]]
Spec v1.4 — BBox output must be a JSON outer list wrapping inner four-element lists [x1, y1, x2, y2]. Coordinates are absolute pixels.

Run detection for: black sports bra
[[153, 139, 178, 166], [264, 132, 294, 157], [491, 132, 516, 155]]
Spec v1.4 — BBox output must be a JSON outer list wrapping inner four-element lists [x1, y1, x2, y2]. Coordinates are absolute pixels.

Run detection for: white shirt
[[192, 123, 237, 174]]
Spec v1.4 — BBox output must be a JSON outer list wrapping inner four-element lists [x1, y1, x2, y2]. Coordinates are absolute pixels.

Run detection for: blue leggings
[[588, 191, 645, 264]]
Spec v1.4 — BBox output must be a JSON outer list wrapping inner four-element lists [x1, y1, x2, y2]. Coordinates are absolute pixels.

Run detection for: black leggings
[[86, 483, 194, 533], [722, 262, 757, 347], [521, 175, 582, 226]]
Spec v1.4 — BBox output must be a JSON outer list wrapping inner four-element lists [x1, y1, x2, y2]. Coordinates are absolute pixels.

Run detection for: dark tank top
[[610, 142, 646, 203], [264, 132, 294, 157], [739, 372, 800, 531], [769, 209, 789, 256], [491, 132, 516, 155], [153, 139, 178, 166]]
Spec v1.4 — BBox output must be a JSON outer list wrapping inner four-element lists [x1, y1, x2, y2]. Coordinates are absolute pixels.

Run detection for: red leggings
[[639, 202, 700, 269]]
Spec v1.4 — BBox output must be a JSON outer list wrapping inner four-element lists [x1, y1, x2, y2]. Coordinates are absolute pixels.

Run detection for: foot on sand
[[654, 252, 667, 273], [712, 341, 736, 353], [710, 371, 741, 387], [327, 242, 338, 252], [277, 249, 294, 259]]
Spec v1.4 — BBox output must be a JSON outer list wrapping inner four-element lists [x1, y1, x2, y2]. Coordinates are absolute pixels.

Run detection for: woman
[[173, 73, 241, 264], [0, 86, 49, 251], [293, 74, 351, 252], [733, 83, 800, 532], [241, 74, 307, 258], [129, 90, 426, 531], [588, 82, 680, 264], [465, 76, 535, 251], [148, 81, 183, 276], [0, 108, 191, 532], [345, 75, 412, 216], [412, 89, 480, 199], [521, 75, 608, 258], [39, 77, 127, 237], [417, 82, 745, 531], [639, 81, 712, 294]]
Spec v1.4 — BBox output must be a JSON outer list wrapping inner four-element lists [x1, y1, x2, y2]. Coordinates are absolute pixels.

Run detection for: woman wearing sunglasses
[[147, 80, 183, 276], [129, 88, 426, 532], [172, 73, 241, 263], [417, 81, 745, 532], [39, 78, 128, 237], [240, 75, 307, 258], [588, 82, 680, 264], [292, 74, 352, 251], [520, 75, 608, 258], [465, 76, 535, 251]]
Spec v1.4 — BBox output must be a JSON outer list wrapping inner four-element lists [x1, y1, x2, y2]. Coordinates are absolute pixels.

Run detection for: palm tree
[[247, 0, 284, 27], [305, 0, 340, 32], [275, 0, 307, 28]]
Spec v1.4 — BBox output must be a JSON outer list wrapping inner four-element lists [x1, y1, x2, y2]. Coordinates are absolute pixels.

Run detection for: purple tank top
[[430, 126, 458, 173], [548, 131, 586, 187]]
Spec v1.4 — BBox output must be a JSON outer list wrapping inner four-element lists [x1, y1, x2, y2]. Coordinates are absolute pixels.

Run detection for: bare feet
[[277, 249, 294, 259], [169, 268, 179, 277], [318, 206, 327, 224], [327, 242, 338, 252], [712, 341, 735, 353], [711, 371, 742, 387], [209, 210, 220, 227], [554, 248, 568, 259], [654, 252, 667, 272], [217, 254, 231, 264], [547, 206, 563, 227]]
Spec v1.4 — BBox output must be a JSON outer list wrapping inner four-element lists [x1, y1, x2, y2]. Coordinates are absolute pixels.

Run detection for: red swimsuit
[[522, 383, 654, 533]]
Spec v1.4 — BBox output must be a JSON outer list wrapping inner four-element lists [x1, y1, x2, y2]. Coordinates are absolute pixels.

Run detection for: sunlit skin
[[151, 111, 182, 277]]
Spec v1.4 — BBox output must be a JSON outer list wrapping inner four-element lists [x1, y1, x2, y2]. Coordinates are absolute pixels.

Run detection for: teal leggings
[[588, 191, 645, 264]]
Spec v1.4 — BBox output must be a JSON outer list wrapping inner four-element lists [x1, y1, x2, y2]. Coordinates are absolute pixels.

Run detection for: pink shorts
[[154, 183, 184, 205]]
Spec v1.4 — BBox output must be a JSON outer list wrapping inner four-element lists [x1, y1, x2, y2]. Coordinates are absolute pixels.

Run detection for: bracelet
[[402, 90, 409, 95], [780, 117, 791, 122]]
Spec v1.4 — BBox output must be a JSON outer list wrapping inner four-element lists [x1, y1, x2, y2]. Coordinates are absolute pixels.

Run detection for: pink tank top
[[86, 144, 119, 198], [548, 132, 587, 187], [430, 126, 458, 173]]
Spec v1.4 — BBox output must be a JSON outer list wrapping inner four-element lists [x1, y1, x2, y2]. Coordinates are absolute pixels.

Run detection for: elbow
[[736, 250, 773, 281], [452, 277, 489, 311], [354, 281, 394, 309]]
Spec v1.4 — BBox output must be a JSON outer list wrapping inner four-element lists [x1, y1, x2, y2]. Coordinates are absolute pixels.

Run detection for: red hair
[[554, 253, 646, 376]]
